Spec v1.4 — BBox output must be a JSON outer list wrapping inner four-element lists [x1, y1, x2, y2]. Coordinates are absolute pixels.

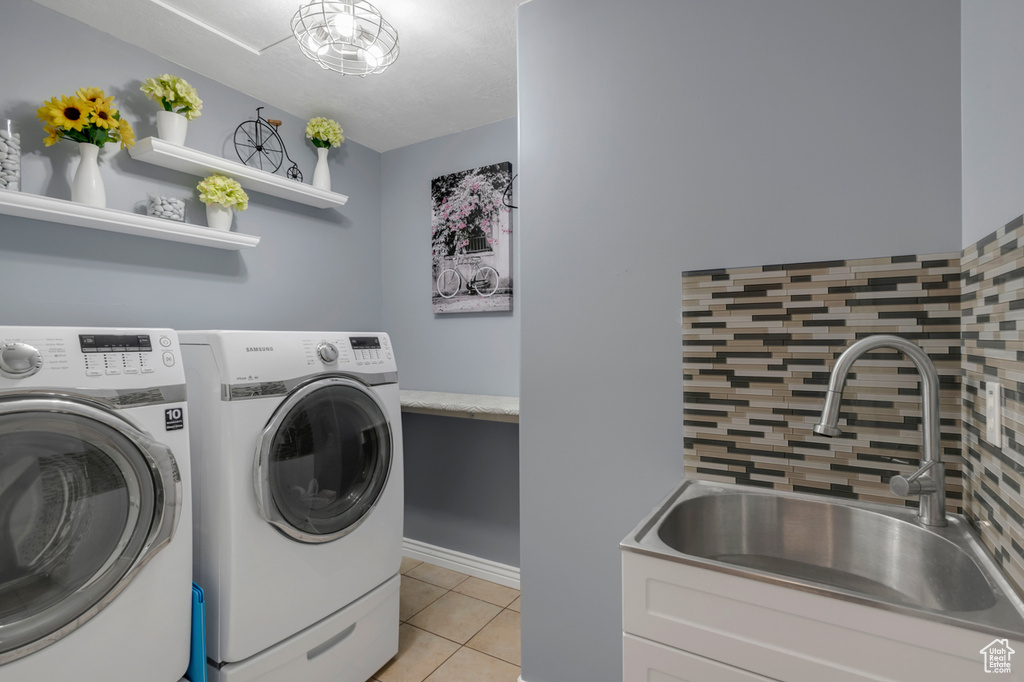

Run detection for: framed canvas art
[[431, 162, 513, 314]]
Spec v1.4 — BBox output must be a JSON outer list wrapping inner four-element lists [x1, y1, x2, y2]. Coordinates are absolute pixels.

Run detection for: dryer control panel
[[349, 335, 393, 366], [303, 334, 394, 369], [0, 326, 184, 388], [183, 331, 397, 385]]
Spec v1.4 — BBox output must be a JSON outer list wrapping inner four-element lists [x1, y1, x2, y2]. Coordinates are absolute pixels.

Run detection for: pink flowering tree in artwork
[[431, 166, 509, 259]]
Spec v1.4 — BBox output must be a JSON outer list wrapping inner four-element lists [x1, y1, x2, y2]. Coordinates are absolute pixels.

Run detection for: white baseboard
[[402, 537, 520, 590]]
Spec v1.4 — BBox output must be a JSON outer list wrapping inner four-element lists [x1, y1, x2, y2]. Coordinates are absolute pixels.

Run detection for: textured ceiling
[[33, 0, 519, 152]]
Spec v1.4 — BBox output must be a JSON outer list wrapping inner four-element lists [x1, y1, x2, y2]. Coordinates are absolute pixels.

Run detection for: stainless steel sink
[[622, 479, 1024, 639]]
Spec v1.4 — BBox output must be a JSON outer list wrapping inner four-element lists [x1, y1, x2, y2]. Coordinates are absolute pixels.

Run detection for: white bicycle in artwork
[[435, 254, 500, 299]]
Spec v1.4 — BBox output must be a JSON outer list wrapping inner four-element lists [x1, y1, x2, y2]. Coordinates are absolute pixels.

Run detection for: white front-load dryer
[[180, 331, 402, 682], [0, 326, 192, 682]]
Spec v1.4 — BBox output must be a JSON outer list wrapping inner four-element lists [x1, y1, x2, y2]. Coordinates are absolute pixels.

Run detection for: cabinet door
[[624, 634, 776, 682]]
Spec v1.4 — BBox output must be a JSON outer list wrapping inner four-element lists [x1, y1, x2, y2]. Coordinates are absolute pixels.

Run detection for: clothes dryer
[[180, 331, 402, 682], [0, 326, 192, 682]]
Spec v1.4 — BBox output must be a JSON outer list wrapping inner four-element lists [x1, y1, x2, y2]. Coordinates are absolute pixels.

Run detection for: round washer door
[[254, 377, 393, 543], [0, 397, 181, 664]]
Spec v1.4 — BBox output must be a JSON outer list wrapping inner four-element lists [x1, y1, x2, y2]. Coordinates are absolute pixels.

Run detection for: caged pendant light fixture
[[292, 0, 399, 76]]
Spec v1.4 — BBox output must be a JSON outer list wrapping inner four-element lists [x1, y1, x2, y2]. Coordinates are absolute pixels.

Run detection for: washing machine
[[0, 326, 192, 682], [179, 330, 402, 682]]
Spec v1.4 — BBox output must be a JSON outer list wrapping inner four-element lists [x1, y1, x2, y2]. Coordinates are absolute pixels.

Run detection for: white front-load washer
[[179, 330, 403, 682], [0, 326, 192, 682]]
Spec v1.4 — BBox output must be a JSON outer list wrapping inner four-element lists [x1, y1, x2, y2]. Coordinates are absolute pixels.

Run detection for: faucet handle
[[890, 461, 940, 497]]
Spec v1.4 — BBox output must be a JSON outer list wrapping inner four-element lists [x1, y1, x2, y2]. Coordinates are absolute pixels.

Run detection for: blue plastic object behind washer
[[185, 583, 207, 682]]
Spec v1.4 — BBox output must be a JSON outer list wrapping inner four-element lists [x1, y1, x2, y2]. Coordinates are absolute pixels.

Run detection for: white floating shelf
[[0, 190, 260, 250], [400, 389, 520, 423], [128, 137, 349, 209]]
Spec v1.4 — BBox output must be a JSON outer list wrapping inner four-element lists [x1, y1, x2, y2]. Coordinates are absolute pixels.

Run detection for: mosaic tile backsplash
[[682, 254, 964, 510], [962, 216, 1024, 595], [683, 219, 1024, 597]]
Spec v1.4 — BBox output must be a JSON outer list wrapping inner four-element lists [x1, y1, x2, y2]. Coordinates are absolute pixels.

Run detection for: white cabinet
[[621, 550, 1007, 682], [624, 634, 774, 682]]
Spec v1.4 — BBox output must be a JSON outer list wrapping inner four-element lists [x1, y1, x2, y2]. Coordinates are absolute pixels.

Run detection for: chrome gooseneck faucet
[[813, 334, 946, 527]]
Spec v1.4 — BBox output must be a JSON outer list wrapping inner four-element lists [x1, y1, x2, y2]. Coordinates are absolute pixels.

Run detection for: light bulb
[[331, 9, 355, 39], [363, 43, 383, 70], [305, 31, 322, 52]]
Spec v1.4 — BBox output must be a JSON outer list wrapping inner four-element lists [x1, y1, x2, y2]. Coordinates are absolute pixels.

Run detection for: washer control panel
[[0, 342, 43, 379], [0, 327, 182, 385], [79, 333, 164, 377]]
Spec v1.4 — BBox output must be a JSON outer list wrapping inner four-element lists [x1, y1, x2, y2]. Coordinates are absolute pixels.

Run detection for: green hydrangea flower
[[197, 174, 248, 211], [306, 117, 344, 148], [141, 74, 203, 121]]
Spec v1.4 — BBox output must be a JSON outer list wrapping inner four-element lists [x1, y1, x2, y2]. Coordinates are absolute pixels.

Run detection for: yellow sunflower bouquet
[[36, 87, 135, 149]]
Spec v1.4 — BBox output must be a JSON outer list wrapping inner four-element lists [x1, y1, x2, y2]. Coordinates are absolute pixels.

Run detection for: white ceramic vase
[[156, 110, 188, 146], [312, 147, 331, 191], [71, 142, 105, 208], [206, 203, 233, 231]]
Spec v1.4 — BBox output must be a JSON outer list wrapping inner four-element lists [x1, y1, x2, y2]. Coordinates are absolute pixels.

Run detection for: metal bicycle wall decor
[[233, 107, 303, 181]]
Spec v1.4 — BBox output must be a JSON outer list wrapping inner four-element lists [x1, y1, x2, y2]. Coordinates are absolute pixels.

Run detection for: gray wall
[[517, 1, 961, 681], [381, 117, 519, 396], [0, 0, 382, 332], [402, 413, 519, 567], [381, 118, 520, 566], [4, 0, 521, 573], [962, 0, 1024, 246], [960, 0, 1024, 601]]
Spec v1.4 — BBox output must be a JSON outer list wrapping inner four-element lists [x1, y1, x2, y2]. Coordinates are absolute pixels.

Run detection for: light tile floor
[[372, 557, 521, 682]]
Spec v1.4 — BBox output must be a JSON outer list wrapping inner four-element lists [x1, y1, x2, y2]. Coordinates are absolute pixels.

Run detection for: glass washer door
[[254, 377, 393, 544], [0, 397, 180, 664]]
